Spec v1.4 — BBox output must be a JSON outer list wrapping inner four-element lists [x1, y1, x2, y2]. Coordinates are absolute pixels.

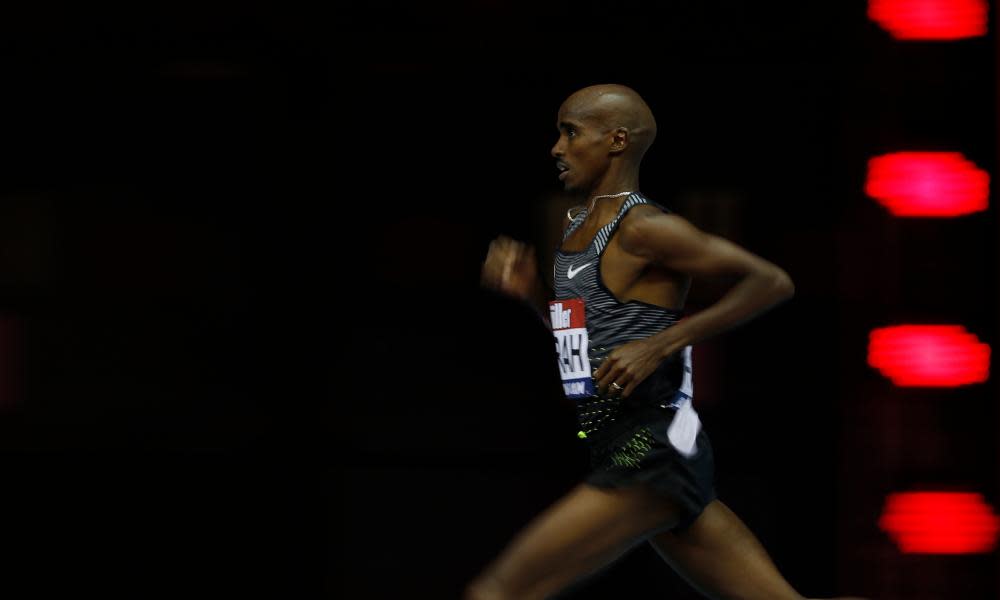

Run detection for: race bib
[[549, 298, 594, 399]]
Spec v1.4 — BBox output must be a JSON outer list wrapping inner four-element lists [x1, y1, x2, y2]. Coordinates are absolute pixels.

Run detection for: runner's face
[[550, 112, 611, 192]]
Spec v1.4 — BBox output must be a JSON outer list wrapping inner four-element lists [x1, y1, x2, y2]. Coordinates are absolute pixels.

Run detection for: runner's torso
[[553, 192, 685, 349], [550, 192, 695, 429]]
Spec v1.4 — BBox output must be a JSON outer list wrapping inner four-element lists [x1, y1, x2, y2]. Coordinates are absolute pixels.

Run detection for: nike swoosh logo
[[566, 262, 593, 279]]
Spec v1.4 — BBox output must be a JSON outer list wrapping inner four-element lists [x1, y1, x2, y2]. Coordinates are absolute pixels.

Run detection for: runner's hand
[[481, 236, 539, 301], [593, 336, 670, 398]]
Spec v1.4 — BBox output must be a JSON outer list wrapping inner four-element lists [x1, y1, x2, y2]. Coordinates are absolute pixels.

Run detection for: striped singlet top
[[552, 192, 693, 436]]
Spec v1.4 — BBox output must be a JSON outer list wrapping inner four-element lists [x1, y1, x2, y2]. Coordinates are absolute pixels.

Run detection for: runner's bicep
[[624, 215, 776, 279]]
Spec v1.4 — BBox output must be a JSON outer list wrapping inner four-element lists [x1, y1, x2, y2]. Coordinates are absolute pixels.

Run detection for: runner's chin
[[559, 169, 578, 191]]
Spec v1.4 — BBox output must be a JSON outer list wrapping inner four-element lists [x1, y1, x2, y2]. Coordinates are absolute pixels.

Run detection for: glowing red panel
[[880, 492, 1000, 554], [868, 325, 990, 387], [868, 0, 988, 40], [865, 152, 989, 217]]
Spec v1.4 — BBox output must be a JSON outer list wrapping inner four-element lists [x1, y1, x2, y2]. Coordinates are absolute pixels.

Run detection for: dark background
[[0, 2, 995, 599]]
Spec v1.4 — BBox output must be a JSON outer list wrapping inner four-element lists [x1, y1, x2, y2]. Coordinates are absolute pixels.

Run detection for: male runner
[[468, 84, 863, 600]]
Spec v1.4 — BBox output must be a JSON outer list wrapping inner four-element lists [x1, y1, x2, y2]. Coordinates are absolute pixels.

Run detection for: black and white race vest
[[550, 192, 693, 410]]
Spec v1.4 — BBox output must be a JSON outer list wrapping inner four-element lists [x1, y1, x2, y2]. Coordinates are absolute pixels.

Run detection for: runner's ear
[[610, 127, 629, 154]]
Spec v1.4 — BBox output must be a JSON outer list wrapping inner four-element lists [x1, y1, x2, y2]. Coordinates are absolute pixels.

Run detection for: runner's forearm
[[648, 268, 794, 358]]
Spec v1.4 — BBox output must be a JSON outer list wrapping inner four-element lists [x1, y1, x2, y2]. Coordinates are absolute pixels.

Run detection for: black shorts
[[583, 404, 716, 531]]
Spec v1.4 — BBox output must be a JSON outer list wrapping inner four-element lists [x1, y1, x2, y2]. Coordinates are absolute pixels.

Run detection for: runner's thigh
[[648, 499, 803, 600], [475, 482, 682, 598]]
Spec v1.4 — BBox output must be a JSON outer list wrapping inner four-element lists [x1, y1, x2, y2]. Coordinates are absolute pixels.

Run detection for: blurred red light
[[869, 0, 988, 40], [880, 492, 1000, 554], [865, 152, 989, 217], [868, 325, 990, 387]]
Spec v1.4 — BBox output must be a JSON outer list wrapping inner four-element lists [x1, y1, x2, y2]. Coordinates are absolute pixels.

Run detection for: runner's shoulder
[[619, 204, 691, 249]]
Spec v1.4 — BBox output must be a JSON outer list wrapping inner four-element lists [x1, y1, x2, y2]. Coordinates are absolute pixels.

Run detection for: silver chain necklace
[[567, 190, 635, 221]]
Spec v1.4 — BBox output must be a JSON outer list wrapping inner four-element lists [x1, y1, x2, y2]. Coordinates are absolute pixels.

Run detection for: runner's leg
[[649, 499, 866, 600], [464, 481, 683, 600]]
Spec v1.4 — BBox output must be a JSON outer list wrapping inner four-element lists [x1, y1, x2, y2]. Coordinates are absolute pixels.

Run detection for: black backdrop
[[0, 2, 994, 599]]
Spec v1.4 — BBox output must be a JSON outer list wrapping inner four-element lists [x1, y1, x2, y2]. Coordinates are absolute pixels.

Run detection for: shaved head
[[559, 84, 657, 163], [551, 84, 657, 195]]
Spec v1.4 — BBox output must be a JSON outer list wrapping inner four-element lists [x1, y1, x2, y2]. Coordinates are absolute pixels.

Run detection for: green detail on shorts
[[577, 430, 588, 439], [609, 427, 655, 469], [577, 396, 621, 433]]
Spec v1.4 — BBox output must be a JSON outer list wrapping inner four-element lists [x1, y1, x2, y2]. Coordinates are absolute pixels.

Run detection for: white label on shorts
[[679, 345, 693, 399], [667, 398, 701, 457]]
